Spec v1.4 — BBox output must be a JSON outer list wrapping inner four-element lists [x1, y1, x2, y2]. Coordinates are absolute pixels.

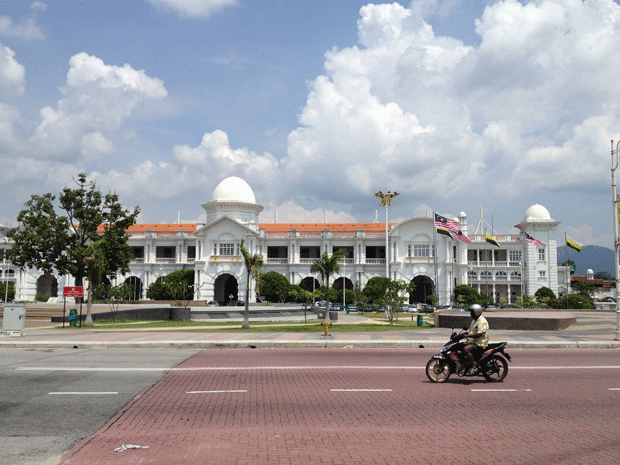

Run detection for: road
[[2, 348, 620, 464]]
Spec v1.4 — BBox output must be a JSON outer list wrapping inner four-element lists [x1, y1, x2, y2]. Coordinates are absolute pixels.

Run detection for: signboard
[[63, 286, 83, 298]]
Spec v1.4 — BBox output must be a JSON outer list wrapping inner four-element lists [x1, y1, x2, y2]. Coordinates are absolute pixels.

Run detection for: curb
[[2, 340, 620, 350]]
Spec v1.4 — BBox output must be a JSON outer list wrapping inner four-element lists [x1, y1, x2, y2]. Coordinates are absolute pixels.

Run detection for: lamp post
[[611, 140, 620, 340], [373, 191, 399, 279]]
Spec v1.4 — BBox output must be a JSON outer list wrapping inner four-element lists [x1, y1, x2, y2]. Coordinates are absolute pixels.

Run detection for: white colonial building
[[1, 177, 568, 305]]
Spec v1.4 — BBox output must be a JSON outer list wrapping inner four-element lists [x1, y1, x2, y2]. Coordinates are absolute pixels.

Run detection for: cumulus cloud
[[0, 44, 25, 97], [145, 0, 237, 18], [280, 0, 620, 217], [30, 52, 167, 159]]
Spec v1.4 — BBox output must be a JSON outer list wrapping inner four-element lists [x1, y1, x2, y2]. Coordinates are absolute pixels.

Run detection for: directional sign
[[63, 286, 84, 298]]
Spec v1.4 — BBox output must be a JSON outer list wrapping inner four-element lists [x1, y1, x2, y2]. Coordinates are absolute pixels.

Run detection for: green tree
[[454, 284, 481, 307], [310, 249, 346, 323], [593, 271, 613, 280], [100, 282, 134, 320], [7, 173, 139, 326], [260, 271, 290, 302], [240, 239, 264, 329], [534, 286, 556, 305], [562, 260, 576, 275], [553, 294, 595, 309], [572, 280, 595, 298], [146, 270, 194, 302], [0, 283, 15, 302], [361, 276, 391, 304], [383, 280, 416, 325]]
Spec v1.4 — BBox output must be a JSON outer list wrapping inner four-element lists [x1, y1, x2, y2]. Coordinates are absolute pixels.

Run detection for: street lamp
[[610, 140, 620, 341], [373, 191, 399, 279]]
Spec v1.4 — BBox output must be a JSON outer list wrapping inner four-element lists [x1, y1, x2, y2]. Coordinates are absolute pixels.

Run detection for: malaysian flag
[[523, 232, 542, 247], [434, 213, 459, 233], [454, 229, 472, 244]]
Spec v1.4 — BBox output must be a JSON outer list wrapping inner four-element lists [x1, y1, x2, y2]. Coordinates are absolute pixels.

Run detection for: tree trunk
[[324, 276, 331, 323], [242, 271, 250, 329]]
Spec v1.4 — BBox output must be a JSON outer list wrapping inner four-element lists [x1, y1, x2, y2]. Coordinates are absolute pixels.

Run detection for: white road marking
[[609, 388, 620, 391], [187, 390, 247, 394], [471, 389, 532, 392], [331, 389, 392, 392], [48, 391, 118, 395]]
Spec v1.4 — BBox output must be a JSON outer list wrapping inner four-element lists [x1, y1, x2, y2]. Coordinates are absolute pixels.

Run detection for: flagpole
[[566, 231, 570, 311], [611, 140, 620, 340], [433, 222, 438, 305], [485, 228, 489, 305]]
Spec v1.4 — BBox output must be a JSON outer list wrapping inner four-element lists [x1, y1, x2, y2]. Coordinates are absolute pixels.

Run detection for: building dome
[[211, 177, 256, 204], [524, 204, 551, 221]]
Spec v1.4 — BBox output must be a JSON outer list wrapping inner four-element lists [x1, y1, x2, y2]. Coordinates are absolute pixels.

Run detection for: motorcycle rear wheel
[[482, 355, 508, 382], [426, 358, 451, 383]]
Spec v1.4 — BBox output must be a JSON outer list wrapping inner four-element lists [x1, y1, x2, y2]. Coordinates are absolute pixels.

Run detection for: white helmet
[[470, 304, 483, 319]]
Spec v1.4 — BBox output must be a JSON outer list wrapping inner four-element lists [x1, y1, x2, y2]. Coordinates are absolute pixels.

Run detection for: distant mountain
[[557, 245, 616, 276]]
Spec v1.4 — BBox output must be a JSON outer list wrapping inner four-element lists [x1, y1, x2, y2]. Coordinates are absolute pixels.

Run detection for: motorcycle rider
[[462, 304, 489, 373]]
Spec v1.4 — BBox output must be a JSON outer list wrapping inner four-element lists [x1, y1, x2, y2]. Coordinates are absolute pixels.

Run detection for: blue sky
[[2, 0, 620, 248]]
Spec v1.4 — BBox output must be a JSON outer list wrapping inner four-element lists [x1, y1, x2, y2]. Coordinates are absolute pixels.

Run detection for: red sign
[[63, 286, 84, 298]]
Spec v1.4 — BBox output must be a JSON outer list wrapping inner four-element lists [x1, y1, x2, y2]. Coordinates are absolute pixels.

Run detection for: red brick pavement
[[59, 349, 620, 465]]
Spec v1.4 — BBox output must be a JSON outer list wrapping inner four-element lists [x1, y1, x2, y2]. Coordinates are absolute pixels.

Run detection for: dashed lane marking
[[471, 389, 532, 392], [331, 389, 392, 392], [187, 390, 247, 394], [49, 391, 118, 395]]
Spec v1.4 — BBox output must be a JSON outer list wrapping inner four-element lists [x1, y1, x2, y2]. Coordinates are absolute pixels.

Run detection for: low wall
[[51, 307, 191, 323], [436, 312, 576, 331]]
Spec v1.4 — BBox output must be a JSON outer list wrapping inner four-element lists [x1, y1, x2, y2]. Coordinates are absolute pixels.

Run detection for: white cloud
[[259, 201, 358, 224], [145, 0, 237, 18], [0, 15, 44, 40], [30, 52, 167, 159], [279, 0, 620, 216], [80, 132, 115, 159], [0, 44, 25, 97], [172, 129, 281, 200]]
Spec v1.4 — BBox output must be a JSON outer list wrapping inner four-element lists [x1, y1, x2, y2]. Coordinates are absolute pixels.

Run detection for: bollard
[[323, 321, 331, 336], [417, 314, 423, 326]]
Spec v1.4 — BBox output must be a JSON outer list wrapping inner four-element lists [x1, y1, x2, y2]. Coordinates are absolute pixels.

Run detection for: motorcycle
[[426, 329, 511, 383]]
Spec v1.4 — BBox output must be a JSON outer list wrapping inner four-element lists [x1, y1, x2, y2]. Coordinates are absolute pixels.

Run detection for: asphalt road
[[2, 348, 620, 464], [0, 348, 201, 465]]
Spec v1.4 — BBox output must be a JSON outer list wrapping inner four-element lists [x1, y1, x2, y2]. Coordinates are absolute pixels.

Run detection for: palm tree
[[311, 249, 346, 323], [240, 239, 264, 329]]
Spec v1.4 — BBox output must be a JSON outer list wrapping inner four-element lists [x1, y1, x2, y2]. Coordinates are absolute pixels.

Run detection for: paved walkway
[[2, 311, 619, 349]]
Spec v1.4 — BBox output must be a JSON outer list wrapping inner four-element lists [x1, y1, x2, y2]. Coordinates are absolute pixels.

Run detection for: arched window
[[496, 271, 507, 280], [510, 271, 521, 281]]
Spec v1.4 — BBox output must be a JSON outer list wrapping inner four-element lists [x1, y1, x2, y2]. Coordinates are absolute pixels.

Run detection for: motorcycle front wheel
[[426, 358, 451, 383], [482, 355, 508, 382]]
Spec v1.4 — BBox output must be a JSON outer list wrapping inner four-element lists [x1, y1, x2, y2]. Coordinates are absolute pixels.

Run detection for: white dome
[[524, 204, 551, 221], [211, 177, 256, 203]]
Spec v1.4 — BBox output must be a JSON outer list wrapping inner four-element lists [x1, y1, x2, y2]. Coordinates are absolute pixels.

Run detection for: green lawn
[[61, 316, 432, 332]]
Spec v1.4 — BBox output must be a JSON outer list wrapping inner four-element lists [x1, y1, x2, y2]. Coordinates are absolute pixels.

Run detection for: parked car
[[330, 303, 342, 311], [346, 304, 357, 312], [226, 300, 244, 307], [436, 305, 451, 310], [486, 303, 499, 309], [315, 301, 326, 308], [420, 304, 435, 313], [502, 304, 517, 309], [205, 301, 219, 307]]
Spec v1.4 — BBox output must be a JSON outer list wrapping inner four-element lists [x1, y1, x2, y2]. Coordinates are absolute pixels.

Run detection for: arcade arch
[[214, 273, 238, 305]]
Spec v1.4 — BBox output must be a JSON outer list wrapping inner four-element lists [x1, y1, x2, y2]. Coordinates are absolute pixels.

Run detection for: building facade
[[1, 177, 566, 305]]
